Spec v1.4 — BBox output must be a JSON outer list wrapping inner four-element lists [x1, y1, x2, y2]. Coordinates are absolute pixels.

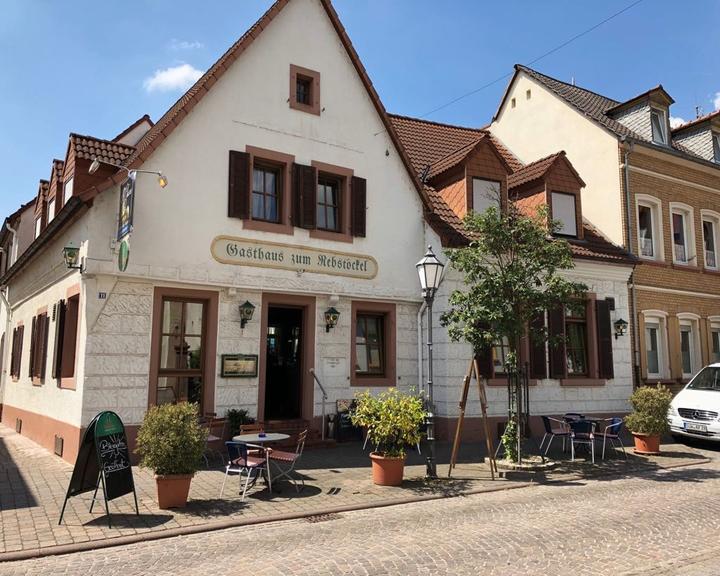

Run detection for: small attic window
[[713, 132, 720, 163], [511, 98, 516, 109], [651, 108, 668, 145], [551, 192, 578, 237], [290, 64, 320, 116], [526, 89, 531, 100]]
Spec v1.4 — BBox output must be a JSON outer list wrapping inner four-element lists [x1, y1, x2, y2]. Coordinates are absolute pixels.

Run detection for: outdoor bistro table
[[231, 433, 290, 493]]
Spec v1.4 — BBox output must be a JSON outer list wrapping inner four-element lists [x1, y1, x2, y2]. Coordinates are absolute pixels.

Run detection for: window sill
[[59, 377, 76, 390], [309, 229, 353, 244], [486, 377, 538, 387], [560, 378, 606, 387], [242, 219, 294, 235], [31, 378, 44, 387], [351, 375, 395, 387]]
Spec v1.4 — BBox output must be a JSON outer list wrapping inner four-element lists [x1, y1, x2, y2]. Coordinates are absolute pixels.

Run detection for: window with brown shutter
[[292, 163, 317, 229], [30, 312, 49, 383], [53, 299, 66, 381], [228, 150, 250, 219], [596, 300, 614, 379], [28, 317, 36, 378], [350, 176, 366, 237], [548, 306, 566, 379], [61, 294, 80, 381], [10, 324, 23, 380], [528, 313, 548, 379]]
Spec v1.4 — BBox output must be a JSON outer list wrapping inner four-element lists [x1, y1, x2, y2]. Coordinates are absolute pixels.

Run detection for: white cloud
[[168, 39, 204, 51], [669, 116, 686, 129], [143, 63, 203, 93], [714, 92, 720, 111]]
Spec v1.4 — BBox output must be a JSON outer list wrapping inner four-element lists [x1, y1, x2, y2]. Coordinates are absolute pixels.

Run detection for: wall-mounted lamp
[[62, 242, 84, 273], [324, 307, 340, 333], [613, 318, 628, 339], [239, 300, 256, 329], [89, 157, 168, 188]]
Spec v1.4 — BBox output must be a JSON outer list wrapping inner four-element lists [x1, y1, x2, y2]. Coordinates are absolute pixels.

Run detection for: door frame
[[258, 293, 316, 423]]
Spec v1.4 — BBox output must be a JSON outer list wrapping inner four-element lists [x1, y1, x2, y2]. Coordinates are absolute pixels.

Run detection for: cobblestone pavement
[[3, 457, 720, 575], [0, 423, 714, 563]]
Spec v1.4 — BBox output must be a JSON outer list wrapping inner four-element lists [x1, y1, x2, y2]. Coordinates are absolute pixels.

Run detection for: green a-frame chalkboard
[[59, 411, 139, 528]]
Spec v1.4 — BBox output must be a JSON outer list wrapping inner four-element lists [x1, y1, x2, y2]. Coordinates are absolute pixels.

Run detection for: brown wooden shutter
[[596, 299, 614, 379], [39, 315, 49, 380], [528, 313, 547, 379], [10, 328, 17, 378], [53, 300, 66, 380], [0, 333, 4, 376], [29, 317, 37, 378], [16, 325, 24, 379], [350, 176, 367, 237], [548, 306, 566, 379], [473, 321, 494, 379], [292, 163, 317, 229], [228, 150, 250, 219]]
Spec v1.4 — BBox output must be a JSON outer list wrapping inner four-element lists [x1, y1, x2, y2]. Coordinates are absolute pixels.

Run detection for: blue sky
[[1, 0, 718, 218]]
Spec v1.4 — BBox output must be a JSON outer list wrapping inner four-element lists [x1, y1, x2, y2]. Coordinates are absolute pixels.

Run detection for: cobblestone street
[[3, 449, 720, 575]]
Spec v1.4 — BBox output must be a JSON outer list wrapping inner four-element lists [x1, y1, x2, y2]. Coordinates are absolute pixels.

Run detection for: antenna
[[571, 76, 575, 86], [695, 106, 704, 119]]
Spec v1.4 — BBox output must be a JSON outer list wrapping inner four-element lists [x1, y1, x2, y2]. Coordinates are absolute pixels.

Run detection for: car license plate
[[685, 422, 707, 432]]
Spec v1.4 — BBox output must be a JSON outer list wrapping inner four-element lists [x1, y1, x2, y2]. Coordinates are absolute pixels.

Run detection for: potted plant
[[351, 389, 425, 486], [624, 385, 673, 454], [135, 402, 207, 509], [225, 408, 255, 437]]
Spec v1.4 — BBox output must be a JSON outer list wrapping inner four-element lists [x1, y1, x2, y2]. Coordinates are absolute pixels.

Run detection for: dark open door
[[264, 306, 303, 420]]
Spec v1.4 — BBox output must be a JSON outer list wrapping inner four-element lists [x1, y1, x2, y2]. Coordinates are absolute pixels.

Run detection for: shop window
[[670, 203, 695, 265], [53, 294, 80, 386], [317, 175, 341, 232], [289, 64, 320, 116], [10, 324, 24, 380], [643, 315, 668, 379], [472, 178, 501, 214], [651, 108, 668, 145], [157, 298, 206, 410], [29, 311, 49, 383], [351, 302, 395, 386], [701, 211, 720, 269], [551, 192, 578, 237]]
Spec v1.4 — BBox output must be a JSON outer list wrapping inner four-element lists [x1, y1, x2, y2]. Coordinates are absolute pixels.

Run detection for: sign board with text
[[211, 236, 378, 279]]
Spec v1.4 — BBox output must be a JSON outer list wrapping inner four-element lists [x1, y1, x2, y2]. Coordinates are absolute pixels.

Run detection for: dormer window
[[651, 108, 668, 145], [550, 192, 577, 237], [713, 132, 720, 163], [471, 178, 501, 214]]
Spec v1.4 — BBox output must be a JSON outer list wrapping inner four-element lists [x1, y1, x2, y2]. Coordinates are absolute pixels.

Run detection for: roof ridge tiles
[[388, 112, 488, 133], [515, 64, 621, 106], [69, 132, 136, 149]]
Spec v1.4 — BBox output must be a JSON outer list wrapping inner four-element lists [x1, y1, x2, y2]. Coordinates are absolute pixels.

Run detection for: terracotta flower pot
[[155, 474, 193, 509], [632, 433, 661, 455], [370, 453, 406, 486]]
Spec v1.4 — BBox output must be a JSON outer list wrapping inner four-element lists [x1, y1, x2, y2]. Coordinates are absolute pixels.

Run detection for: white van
[[667, 363, 720, 441]]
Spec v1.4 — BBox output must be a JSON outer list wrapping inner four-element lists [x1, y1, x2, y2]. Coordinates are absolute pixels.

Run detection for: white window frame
[[34, 217, 42, 239], [701, 210, 720, 270], [677, 313, 702, 379], [650, 108, 668, 145], [635, 194, 664, 261], [471, 178, 501, 214], [63, 177, 74, 205], [642, 310, 669, 380], [550, 191, 578, 237], [713, 132, 720, 164], [47, 197, 56, 224], [669, 202, 696, 266]]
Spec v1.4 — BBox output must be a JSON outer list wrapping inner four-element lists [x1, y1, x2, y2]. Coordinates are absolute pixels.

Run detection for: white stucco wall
[[491, 73, 624, 246]]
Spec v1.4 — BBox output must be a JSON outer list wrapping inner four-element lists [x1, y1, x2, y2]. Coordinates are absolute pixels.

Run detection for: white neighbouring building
[[0, 0, 634, 462]]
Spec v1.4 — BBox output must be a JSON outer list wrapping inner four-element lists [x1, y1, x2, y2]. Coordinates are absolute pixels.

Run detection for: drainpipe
[[0, 285, 11, 391], [620, 136, 640, 386], [5, 222, 17, 266]]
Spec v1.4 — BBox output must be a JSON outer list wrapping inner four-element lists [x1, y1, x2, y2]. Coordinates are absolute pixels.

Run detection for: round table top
[[232, 432, 290, 443]]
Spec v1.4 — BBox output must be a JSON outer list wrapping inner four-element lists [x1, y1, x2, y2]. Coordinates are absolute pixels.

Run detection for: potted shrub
[[624, 385, 673, 454], [225, 408, 255, 437], [351, 389, 425, 486], [135, 402, 207, 509]]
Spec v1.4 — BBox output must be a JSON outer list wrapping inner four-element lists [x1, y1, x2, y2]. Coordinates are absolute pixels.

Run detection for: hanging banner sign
[[59, 411, 138, 528], [117, 174, 136, 241], [210, 236, 378, 279]]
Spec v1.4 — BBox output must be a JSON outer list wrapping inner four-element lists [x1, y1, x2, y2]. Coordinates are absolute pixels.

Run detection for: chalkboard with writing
[[59, 411, 138, 528]]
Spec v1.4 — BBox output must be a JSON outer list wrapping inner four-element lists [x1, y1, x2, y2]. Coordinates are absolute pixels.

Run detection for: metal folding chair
[[269, 430, 308, 493], [220, 441, 270, 500]]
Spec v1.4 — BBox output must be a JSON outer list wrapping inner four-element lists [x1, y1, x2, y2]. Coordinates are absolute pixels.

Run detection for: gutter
[[620, 136, 640, 386], [0, 285, 10, 391]]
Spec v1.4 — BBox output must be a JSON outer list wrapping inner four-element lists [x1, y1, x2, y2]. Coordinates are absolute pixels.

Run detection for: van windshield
[[687, 367, 720, 391]]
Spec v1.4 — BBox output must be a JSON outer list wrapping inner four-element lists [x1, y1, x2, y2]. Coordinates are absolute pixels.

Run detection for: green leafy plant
[[135, 402, 207, 476], [350, 389, 425, 458], [501, 418, 519, 463], [624, 385, 673, 436], [225, 408, 254, 436]]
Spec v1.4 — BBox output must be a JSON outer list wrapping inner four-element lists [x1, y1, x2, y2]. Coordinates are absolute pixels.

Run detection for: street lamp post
[[416, 245, 445, 479]]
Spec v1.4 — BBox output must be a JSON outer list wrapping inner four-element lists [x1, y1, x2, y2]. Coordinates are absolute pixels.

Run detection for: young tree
[[440, 201, 587, 462]]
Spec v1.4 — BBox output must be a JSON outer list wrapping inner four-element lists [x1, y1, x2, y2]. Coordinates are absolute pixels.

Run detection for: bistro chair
[[269, 430, 308, 493], [238, 423, 265, 457], [220, 441, 270, 500], [596, 417, 627, 461], [569, 419, 596, 464], [563, 412, 586, 423], [200, 414, 226, 467], [539, 416, 570, 455]]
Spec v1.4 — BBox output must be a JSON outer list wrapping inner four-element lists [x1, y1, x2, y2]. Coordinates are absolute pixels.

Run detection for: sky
[[1, 0, 718, 218]]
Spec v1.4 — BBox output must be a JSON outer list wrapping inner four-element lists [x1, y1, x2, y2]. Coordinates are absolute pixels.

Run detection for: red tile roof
[[70, 133, 135, 165]]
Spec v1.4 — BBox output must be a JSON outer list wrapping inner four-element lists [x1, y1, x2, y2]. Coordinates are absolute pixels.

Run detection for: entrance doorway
[[264, 306, 304, 420]]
